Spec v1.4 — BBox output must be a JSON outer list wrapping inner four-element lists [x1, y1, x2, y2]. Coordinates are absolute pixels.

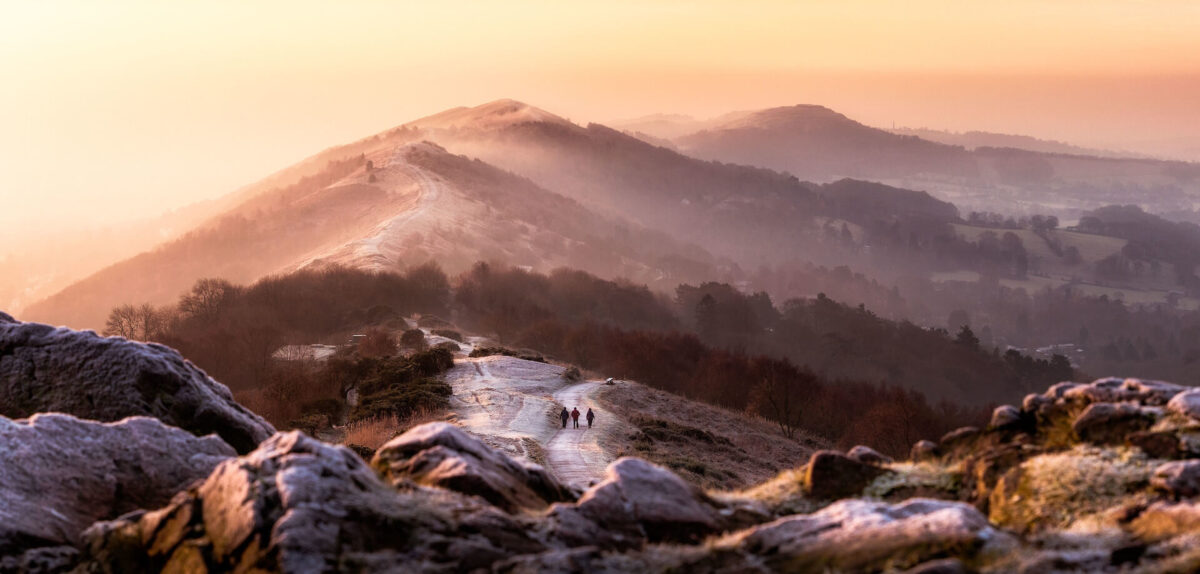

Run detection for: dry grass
[[596, 381, 828, 490], [341, 407, 445, 450]]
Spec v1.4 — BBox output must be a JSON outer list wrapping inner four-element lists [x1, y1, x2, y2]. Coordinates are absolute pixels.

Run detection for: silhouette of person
[[586, 407, 595, 428], [571, 407, 581, 428], [560, 407, 569, 429]]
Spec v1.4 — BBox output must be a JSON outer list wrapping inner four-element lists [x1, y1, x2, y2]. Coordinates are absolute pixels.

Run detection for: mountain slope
[[24, 141, 716, 331], [406, 100, 959, 268]]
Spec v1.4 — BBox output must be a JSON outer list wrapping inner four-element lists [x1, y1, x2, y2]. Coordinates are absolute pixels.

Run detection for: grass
[[597, 382, 825, 490], [341, 407, 445, 451]]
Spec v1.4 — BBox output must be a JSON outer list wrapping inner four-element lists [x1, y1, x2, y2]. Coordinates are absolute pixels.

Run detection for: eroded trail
[[444, 355, 615, 488]]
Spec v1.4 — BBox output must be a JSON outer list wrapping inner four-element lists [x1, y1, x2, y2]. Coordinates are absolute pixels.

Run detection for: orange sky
[[1, 0, 1198, 240]]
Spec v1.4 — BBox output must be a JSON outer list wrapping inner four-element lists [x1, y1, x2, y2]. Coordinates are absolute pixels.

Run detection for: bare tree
[[749, 373, 803, 440], [104, 304, 139, 339]]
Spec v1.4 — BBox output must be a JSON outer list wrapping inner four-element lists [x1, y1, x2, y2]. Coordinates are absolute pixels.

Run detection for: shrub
[[359, 327, 397, 358], [434, 341, 462, 353], [400, 329, 427, 351], [468, 346, 546, 363], [562, 366, 583, 382], [300, 398, 343, 422], [288, 413, 329, 436], [349, 379, 452, 422]]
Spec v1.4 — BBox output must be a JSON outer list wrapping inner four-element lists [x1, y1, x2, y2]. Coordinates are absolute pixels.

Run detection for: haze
[[1, 0, 1198, 238]]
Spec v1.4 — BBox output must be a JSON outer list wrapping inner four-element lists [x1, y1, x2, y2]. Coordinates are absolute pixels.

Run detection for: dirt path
[[444, 355, 615, 488], [545, 381, 611, 488]]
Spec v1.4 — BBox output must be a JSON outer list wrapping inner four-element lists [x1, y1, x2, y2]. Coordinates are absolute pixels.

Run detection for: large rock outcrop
[[0, 314, 274, 453], [0, 414, 233, 559], [373, 422, 576, 513], [81, 431, 546, 574]]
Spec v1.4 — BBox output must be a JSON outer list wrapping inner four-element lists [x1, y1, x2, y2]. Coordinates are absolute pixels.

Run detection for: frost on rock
[[0, 413, 233, 556], [0, 316, 274, 453], [721, 498, 1014, 572]]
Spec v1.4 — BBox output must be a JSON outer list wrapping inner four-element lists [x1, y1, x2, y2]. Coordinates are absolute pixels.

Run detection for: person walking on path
[[586, 408, 595, 428], [559, 407, 569, 429], [571, 407, 581, 428]]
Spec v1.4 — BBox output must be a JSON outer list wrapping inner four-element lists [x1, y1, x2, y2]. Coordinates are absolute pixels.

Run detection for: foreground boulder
[[373, 422, 575, 512], [549, 457, 729, 548], [82, 431, 545, 573], [0, 314, 274, 453], [722, 498, 1015, 572], [0, 414, 233, 558]]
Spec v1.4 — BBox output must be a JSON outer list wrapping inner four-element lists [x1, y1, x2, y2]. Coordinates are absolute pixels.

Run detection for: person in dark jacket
[[586, 408, 595, 428], [560, 407, 569, 429], [571, 407, 581, 428]]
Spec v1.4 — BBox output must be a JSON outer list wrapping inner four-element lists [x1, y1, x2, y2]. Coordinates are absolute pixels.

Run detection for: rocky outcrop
[[549, 457, 731, 547], [0, 414, 233, 557], [24, 373, 1200, 573], [81, 431, 546, 574], [373, 422, 575, 513], [0, 316, 274, 453], [723, 498, 1015, 572]]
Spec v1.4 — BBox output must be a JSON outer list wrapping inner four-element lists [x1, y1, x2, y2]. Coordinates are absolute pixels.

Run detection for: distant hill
[[407, 100, 959, 268], [659, 103, 1200, 221], [890, 127, 1144, 159]]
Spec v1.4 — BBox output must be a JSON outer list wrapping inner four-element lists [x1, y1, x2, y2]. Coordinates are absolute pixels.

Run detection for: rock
[[804, 450, 890, 499], [0, 317, 274, 453], [1072, 402, 1157, 444], [902, 558, 971, 574], [911, 440, 939, 462], [1128, 430, 1181, 459], [81, 431, 545, 573], [725, 498, 1013, 572], [1152, 460, 1200, 499], [847, 445, 894, 465], [989, 405, 1022, 430], [373, 422, 575, 513], [1168, 388, 1200, 421], [552, 457, 723, 547], [1063, 377, 1186, 406], [0, 546, 79, 574], [0, 414, 233, 557], [938, 426, 983, 459]]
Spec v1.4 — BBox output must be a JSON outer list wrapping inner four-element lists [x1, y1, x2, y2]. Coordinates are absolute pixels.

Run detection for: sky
[[1, 0, 1198, 237]]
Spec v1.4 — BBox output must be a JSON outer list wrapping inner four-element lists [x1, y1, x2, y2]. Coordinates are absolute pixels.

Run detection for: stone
[[804, 450, 889, 499], [81, 431, 545, 573], [551, 457, 723, 547], [902, 558, 970, 574], [725, 498, 1013, 572], [1063, 377, 1186, 406], [1128, 430, 1181, 459], [373, 422, 575, 512], [938, 426, 983, 459], [989, 405, 1022, 430], [911, 440, 939, 462], [1152, 460, 1200, 499], [1072, 403, 1157, 445], [0, 317, 274, 453], [847, 445, 894, 465], [0, 414, 233, 557], [1168, 389, 1200, 421]]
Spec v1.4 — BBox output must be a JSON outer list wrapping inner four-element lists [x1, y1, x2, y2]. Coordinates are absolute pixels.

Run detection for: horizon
[[3, 0, 1199, 240]]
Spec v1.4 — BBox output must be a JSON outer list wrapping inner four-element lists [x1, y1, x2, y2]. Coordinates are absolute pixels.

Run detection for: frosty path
[[444, 355, 614, 488], [545, 381, 610, 488]]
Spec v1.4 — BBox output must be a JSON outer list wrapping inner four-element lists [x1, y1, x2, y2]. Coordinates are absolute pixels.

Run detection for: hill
[[24, 140, 715, 331], [408, 100, 960, 269], [662, 104, 1200, 223]]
